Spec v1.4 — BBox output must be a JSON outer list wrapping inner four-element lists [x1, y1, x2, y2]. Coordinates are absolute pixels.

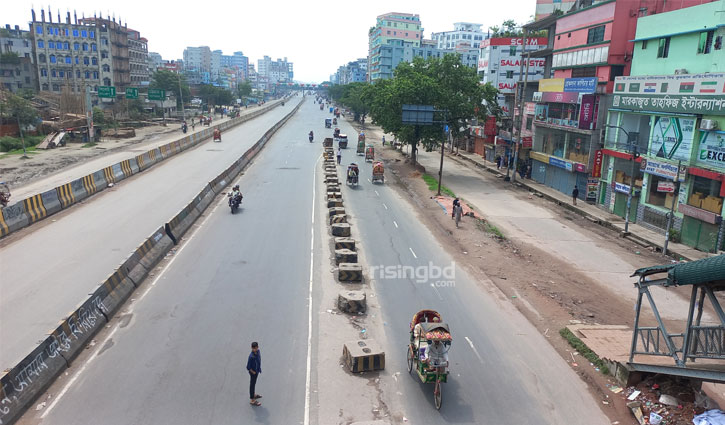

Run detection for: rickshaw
[[372, 161, 384, 184], [333, 117, 338, 125], [325, 118, 332, 128], [333, 128, 341, 139], [338, 134, 348, 149], [213, 128, 222, 142], [323, 137, 333, 148], [320, 104, 324, 110], [346, 163, 359, 186], [358, 132, 365, 143], [365, 144, 374, 162], [407, 309, 451, 410], [357, 140, 365, 156]]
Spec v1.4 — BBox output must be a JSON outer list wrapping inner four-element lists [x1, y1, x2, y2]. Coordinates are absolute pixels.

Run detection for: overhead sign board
[[148, 89, 166, 101], [97, 86, 116, 98], [125, 87, 138, 99]]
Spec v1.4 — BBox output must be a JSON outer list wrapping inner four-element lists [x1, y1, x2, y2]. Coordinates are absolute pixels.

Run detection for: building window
[[36, 26, 43, 34], [41, 68, 47, 76], [51, 69, 56, 77], [59, 70, 64, 78], [74, 42, 79, 50], [75, 56, 79, 64], [37, 40, 44, 48], [102, 64, 110, 72], [587, 25, 605, 44], [76, 70, 81, 78], [81, 30, 87, 38], [657, 37, 670, 58], [84, 57, 89, 65], [73, 29, 79, 37], [63, 42, 69, 50], [571, 67, 597, 78], [698, 30, 714, 54], [647, 174, 677, 208], [92, 57, 97, 65], [53, 84, 60, 91], [39, 54, 46, 63], [82, 43, 88, 51], [91, 43, 96, 52], [94, 71, 99, 79], [715, 36, 723, 50], [85, 71, 90, 79], [506, 70, 514, 78], [42, 83, 48, 90], [64, 29, 69, 36], [54, 28, 60, 35], [50, 55, 56, 63], [65, 56, 71, 64], [48, 41, 55, 49], [89, 30, 95, 38], [610, 65, 624, 81]]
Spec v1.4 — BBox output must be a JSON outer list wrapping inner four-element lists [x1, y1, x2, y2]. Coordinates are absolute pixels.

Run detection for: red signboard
[[539, 91, 580, 104], [480, 37, 549, 47], [578, 94, 596, 129], [592, 150, 603, 178], [678, 203, 722, 224], [522, 136, 533, 148], [657, 181, 676, 193]]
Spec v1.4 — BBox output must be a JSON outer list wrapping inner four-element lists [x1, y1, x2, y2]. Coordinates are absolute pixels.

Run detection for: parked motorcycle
[[228, 191, 243, 214]]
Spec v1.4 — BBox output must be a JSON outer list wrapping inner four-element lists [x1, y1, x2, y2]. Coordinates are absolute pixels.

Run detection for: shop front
[[599, 151, 643, 221], [638, 158, 688, 232], [530, 123, 593, 197]]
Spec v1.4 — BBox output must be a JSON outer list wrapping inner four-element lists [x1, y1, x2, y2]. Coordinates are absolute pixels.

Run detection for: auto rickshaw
[[323, 137, 333, 148], [357, 139, 365, 156], [333, 117, 337, 125], [346, 163, 359, 186], [325, 118, 332, 128], [213, 128, 222, 142], [358, 132, 365, 143], [372, 161, 384, 183], [338, 134, 348, 149], [333, 128, 341, 139], [365, 144, 374, 162]]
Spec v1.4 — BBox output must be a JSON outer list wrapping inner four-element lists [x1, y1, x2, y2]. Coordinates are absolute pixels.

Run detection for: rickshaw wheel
[[406, 346, 414, 373], [434, 380, 442, 410]]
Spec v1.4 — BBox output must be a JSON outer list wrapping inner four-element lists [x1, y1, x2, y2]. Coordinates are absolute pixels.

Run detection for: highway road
[[0, 100, 296, 369], [20, 97, 324, 425], [333, 118, 610, 424]]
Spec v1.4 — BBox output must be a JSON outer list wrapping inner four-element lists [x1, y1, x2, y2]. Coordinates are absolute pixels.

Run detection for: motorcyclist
[[213, 128, 222, 141], [182, 121, 188, 133], [309, 130, 314, 142], [230, 185, 243, 204]]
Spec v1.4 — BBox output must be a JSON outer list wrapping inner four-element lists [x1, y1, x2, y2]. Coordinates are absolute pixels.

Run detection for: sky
[[4, 0, 536, 83]]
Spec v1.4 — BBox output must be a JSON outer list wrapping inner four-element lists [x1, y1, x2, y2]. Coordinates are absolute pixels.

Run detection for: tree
[[330, 82, 372, 122], [0, 92, 39, 156], [150, 70, 190, 107], [198, 84, 234, 107], [237, 81, 252, 100]]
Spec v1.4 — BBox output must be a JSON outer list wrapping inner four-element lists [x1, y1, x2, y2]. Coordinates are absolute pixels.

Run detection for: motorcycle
[[228, 192, 243, 214], [182, 123, 188, 134], [309, 132, 314, 143]]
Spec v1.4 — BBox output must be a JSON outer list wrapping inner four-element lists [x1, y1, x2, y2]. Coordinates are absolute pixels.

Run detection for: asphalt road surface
[[334, 118, 610, 424], [0, 101, 295, 369]]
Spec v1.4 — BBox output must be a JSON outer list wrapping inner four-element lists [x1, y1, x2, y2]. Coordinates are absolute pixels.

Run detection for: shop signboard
[[538, 78, 565, 93], [564, 77, 598, 93], [574, 163, 587, 173], [592, 149, 603, 178], [613, 181, 631, 194], [540, 91, 580, 104], [529, 151, 549, 164], [697, 131, 725, 171], [651, 116, 696, 161], [524, 102, 536, 116], [522, 136, 533, 148], [586, 178, 599, 201], [549, 156, 573, 172], [578, 94, 596, 129], [640, 158, 687, 181], [657, 181, 676, 193], [678, 203, 722, 224], [614, 73, 725, 96]]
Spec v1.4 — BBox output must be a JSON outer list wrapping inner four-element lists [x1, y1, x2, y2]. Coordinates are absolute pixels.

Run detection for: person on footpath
[[337, 147, 342, 165], [454, 202, 463, 228], [495, 155, 502, 170], [247, 341, 262, 406], [451, 198, 460, 220], [382, 135, 386, 146], [572, 185, 579, 206]]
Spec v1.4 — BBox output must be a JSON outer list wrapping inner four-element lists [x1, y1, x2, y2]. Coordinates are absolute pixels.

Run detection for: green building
[[600, 0, 725, 253]]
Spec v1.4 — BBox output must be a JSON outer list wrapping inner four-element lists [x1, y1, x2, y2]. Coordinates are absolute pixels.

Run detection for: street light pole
[[663, 160, 682, 257], [606, 125, 639, 235], [512, 29, 530, 183]]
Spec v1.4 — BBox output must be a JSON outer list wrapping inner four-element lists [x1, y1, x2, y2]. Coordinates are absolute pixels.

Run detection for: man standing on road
[[382, 135, 386, 146], [454, 202, 463, 228], [572, 185, 579, 206], [337, 147, 342, 165], [247, 341, 262, 406], [451, 198, 460, 220]]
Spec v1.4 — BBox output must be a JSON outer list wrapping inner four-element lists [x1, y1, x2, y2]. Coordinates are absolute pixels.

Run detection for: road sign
[[98, 86, 116, 98], [148, 89, 166, 101], [125, 88, 138, 99]]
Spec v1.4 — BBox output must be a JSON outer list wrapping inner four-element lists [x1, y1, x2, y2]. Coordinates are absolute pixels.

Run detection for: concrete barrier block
[[324, 171, 338, 178], [342, 339, 385, 372], [94, 269, 136, 317], [110, 162, 125, 183], [133, 226, 174, 272], [335, 248, 357, 264], [326, 185, 340, 193], [2, 202, 29, 234], [327, 199, 343, 208], [126, 158, 139, 175], [56, 183, 75, 209], [329, 207, 346, 217], [338, 290, 366, 314], [40, 189, 62, 216], [22, 194, 47, 224], [338, 263, 362, 282], [330, 215, 347, 225], [334, 237, 356, 251], [331, 223, 351, 237], [327, 191, 342, 199]]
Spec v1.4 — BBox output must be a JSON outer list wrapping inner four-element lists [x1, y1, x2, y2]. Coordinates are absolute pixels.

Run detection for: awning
[[632, 255, 725, 286]]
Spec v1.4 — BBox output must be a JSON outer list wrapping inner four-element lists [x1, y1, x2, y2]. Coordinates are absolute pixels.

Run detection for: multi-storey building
[[78, 16, 131, 92], [183, 46, 212, 84], [431, 22, 486, 50], [29, 8, 115, 93], [211, 49, 222, 83], [535, 0, 577, 20], [126, 28, 148, 87], [600, 0, 725, 252], [0, 24, 36, 92], [147, 52, 162, 73], [221, 51, 249, 80], [368, 12, 423, 81], [257, 56, 293, 86], [333, 58, 368, 85]]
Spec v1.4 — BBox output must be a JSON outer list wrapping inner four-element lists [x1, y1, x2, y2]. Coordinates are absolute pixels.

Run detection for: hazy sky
[[4, 1, 536, 82]]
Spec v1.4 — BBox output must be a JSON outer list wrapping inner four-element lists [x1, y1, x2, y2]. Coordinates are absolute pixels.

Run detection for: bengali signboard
[[564, 77, 598, 94], [611, 93, 725, 115], [97, 86, 116, 98], [578, 94, 596, 129], [592, 149, 603, 178], [586, 178, 599, 201], [613, 181, 631, 194], [698, 131, 725, 171], [650, 116, 696, 161], [612, 73, 725, 114], [540, 91, 580, 104], [148, 89, 166, 101], [549, 156, 573, 172], [539, 78, 565, 93], [640, 158, 687, 181], [657, 181, 676, 193], [678, 203, 722, 224]]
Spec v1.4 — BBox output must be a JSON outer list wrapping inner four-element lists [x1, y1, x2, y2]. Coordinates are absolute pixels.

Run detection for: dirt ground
[[345, 119, 719, 425]]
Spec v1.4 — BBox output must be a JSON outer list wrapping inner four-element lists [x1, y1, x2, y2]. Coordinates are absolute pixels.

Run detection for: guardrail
[[0, 96, 304, 425], [0, 98, 287, 240]]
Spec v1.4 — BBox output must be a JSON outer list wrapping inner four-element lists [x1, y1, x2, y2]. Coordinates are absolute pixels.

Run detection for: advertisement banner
[[540, 91, 580, 104], [615, 73, 725, 96], [657, 181, 676, 192], [592, 150, 603, 178], [549, 156, 573, 172], [586, 178, 599, 201], [678, 203, 722, 224], [697, 131, 725, 171], [481, 37, 548, 47], [564, 77, 598, 93], [539, 78, 565, 93], [641, 158, 687, 181], [578, 94, 596, 129], [611, 93, 725, 114], [613, 181, 631, 194], [651, 116, 696, 161], [521, 136, 533, 149]]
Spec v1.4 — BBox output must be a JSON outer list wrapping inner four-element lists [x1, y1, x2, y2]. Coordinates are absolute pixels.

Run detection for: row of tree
[[149, 70, 253, 107], [329, 55, 500, 163]]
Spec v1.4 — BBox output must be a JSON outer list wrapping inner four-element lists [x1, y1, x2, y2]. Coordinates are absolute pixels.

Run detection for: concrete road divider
[[1, 202, 29, 234], [329, 207, 346, 217], [338, 290, 366, 314], [135, 147, 162, 171], [328, 192, 342, 200], [343, 339, 385, 372], [326, 185, 340, 193], [327, 199, 343, 208], [330, 215, 347, 225], [70, 172, 103, 203], [39, 189, 62, 216], [22, 194, 46, 224], [92, 268, 136, 317], [331, 223, 351, 237], [338, 263, 362, 282], [132, 226, 174, 271], [335, 248, 357, 264], [56, 182, 75, 208], [334, 237, 356, 251], [0, 213, 9, 237]]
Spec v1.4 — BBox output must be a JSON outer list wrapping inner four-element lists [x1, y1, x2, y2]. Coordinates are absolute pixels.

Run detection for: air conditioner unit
[[674, 68, 689, 75], [700, 119, 719, 131]]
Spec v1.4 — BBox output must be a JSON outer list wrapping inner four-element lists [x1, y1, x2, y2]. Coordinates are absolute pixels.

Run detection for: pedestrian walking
[[572, 185, 579, 206], [454, 203, 463, 228], [382, 135, 386, 146], [451, 198, 460, 220], [247, 341, 262, 406], [495, 156, 502, 170], [337, 147, 342, 165]]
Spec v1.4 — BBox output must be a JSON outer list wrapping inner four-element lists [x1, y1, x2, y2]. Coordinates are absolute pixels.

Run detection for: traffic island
[[338, 290, 366, 314], [342, 339, 385, 372], [338, 263, 362, 281], [330, 214, 348, 225], [335, 248, 357, 264], [331, 223, 351, 237], [334, 237, 356, 251]]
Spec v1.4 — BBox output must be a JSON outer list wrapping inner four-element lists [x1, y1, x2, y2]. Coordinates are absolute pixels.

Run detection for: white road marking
[[430, 283, 444, 301], [393, 220, 399, 228], [383, 203, 388, 210], [465, 337, 485, 364], [375, 190, 380, 197], [367, 178, 371, 183], [409, 247, 418, 259], [42, 191, 228, 418], [304, 156, 318, 425]]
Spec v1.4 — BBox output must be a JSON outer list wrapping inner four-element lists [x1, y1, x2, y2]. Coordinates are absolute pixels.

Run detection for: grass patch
[[0, 146, 39, 158], [422, 173, 456, 197], [0, 135, 44, 153], [82, 142, 97, 148], [559, 328, 610, 375], [475, 218, 506, 239]]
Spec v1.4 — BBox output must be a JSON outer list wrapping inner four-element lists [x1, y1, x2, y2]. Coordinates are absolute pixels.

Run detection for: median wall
[[0, 95, 304, 425], [0, 98, 288, 240]]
